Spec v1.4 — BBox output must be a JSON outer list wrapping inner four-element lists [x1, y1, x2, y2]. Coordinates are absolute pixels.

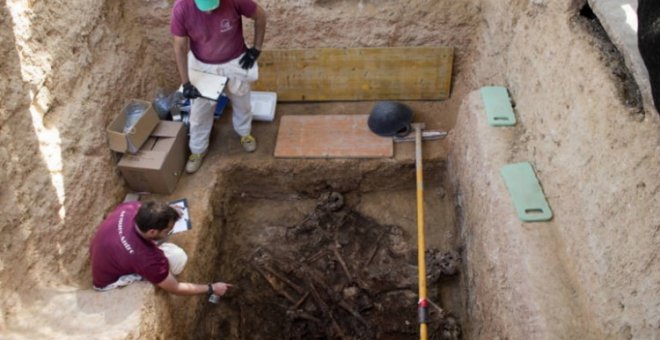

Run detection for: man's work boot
[[240, 134, 257, 153], [185, 152, 207, 174]]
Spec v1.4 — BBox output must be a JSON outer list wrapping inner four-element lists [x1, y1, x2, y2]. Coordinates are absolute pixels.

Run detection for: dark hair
[[135, 201, 179, 232]]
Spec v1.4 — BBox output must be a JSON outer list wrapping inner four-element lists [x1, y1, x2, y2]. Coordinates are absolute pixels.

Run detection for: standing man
[[90, 200, 232, 298], [171, 0, 267, 174]]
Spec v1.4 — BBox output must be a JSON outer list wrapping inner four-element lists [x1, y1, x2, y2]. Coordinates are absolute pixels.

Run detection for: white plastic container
[[251, 91, 277, 122]]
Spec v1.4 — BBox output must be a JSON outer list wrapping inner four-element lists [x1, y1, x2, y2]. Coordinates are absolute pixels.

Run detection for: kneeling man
[[90, 201, 230, 298]]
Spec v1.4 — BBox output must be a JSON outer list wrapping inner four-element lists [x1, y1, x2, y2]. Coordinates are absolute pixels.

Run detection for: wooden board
[[254, 47, 454, 101], [274, 115, 393, 158]]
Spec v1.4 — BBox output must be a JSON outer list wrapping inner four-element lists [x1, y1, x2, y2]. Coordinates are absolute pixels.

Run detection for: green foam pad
[[480, 86, 517, 126], [500, 162, 553, 222]]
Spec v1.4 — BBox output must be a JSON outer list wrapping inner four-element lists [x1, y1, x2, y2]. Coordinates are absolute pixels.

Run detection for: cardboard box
[[118, 121, 187, 194], [107, 100, 160, 153]]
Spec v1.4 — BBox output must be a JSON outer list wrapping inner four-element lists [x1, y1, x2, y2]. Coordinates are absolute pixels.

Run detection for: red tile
[[275, 115, 393, 158]]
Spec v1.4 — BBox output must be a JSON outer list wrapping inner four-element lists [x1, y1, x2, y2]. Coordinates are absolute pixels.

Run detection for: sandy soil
[[1, 0, 658, 339], [451, 1, 660, 338]]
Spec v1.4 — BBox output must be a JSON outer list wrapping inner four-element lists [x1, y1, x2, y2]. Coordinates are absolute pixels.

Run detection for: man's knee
[[160, 243, 188, 275]]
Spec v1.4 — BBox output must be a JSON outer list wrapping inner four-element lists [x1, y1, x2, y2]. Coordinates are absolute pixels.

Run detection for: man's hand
[[211, 282, 233, 296], [182, 82, 201, 99], [239, 47, 261, 70], [157, 274, 234, 296]]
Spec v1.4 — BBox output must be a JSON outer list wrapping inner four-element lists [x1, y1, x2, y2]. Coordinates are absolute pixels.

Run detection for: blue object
[[173, 97, 191, 135], [480, 86, 517, 126], [500, 162, 553, 222], [179, 98, 191, 114], [214, 94, 229, 119]]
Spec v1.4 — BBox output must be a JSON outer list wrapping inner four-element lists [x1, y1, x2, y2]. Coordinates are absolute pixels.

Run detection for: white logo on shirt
[[220, 19, 233, 33], [117, 210, 135, 254]]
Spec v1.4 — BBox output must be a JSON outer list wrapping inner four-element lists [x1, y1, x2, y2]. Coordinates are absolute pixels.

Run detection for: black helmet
[[367, 101, 414, 137]]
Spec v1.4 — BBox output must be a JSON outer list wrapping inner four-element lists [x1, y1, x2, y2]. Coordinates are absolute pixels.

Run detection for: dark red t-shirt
[[170, 0, 257, 64], [90, 202, 169, 288]]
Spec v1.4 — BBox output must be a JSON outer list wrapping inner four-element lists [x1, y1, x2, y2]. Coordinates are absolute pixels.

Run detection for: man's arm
[[251, 4, 267, 50], [173, 35, 191, 84], [157, 273, 231, 296]]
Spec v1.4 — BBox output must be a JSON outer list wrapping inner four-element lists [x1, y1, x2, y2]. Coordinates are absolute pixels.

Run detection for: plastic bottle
[[123, 102, 149, 133], [153, 89, 174, 120], [214, 94, 229, 119], [208, 293, 221, 304]]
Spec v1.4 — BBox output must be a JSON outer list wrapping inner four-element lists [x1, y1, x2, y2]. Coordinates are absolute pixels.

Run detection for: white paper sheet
[[178, 69, 228, 101], [169, 198, 191, 234]]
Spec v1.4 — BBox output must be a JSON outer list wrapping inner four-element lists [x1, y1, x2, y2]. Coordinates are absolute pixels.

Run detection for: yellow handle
[[414, 124, 428, 340]]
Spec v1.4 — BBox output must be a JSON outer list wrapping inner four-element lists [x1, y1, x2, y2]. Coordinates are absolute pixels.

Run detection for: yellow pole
[[413, 123, 429, 340]]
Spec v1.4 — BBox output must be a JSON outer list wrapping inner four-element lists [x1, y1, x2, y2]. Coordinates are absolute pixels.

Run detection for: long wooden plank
[[254, 47, 453, 101]]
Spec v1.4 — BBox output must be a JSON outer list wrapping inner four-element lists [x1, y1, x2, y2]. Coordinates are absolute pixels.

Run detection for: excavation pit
[[188, 161, 465, 339]]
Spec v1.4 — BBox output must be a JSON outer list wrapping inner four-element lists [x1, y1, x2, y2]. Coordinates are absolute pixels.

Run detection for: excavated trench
[[187, 161, 465, 339]]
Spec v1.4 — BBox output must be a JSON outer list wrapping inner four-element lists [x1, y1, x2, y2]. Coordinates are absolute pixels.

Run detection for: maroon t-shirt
[[170, 0, 257, 64], [90, 202, 169, 288]]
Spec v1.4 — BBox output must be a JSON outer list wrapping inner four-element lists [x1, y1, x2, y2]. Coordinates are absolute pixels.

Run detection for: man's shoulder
[[173, 0, 192, 7], [99, 202, 139, 228], [232, 0, 258, 18], [172, 0, 193, 15], [105, 200, 140, 211]]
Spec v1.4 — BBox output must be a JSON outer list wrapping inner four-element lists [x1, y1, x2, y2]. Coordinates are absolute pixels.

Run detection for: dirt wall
[[1, 0, 176, 336], [452, 0, 660, 338]]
